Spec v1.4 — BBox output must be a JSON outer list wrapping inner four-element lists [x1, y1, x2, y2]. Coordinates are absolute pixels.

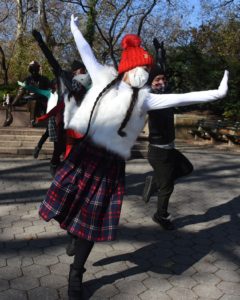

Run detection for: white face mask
[[127, 67, 149, 88], [73, 73, 91, 89]]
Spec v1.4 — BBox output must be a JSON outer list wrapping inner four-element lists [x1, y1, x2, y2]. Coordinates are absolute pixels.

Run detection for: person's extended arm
[[32, 29, 73, 92], [32, 30, 62, 78], [18, 81, 51, 99], [70, 15, 103, 80], [144, 70, 229, 111]]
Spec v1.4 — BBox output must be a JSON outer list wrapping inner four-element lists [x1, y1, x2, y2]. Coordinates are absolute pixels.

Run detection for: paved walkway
[[0, 143, 239, 300]]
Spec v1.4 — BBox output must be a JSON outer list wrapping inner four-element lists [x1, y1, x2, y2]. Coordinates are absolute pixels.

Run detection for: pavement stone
[[192, 272, 221, 285], [40, 274, 68, 289], [192, 284, 223, 299], [140, 290, 171, 300], [0, 278, 9, 291], [167, 286, 197, 299], [215, 269, 240, 283], [33, 254, 59, 266], [0, 145, 239, 299], [22, 264, 50, 278], [10, 275, 39, 290], [0, 289, 27, 300], [28, 287, 59, 300], [217, 281, 240, 296], [0, 266, 22, 280], [219, 295, 240, 300]]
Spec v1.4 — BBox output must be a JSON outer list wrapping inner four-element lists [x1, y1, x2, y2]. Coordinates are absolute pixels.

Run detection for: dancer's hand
[[218, 70, 229, 98], [70, 14, 79, 33], [32, 29, 43, 42], [153, 38, 161, 50], [18, 81, 26, 87]]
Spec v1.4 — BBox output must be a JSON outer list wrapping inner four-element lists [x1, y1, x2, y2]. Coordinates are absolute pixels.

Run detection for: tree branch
[[0, 0, 9, 23], [137, 0, 157, 36], [109, 0, 132, 39]]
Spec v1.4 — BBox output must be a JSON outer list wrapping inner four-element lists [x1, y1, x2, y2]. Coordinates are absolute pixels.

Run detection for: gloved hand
[[70, 14, 79, 34], [17, 81, 26, 87], [32, 29, 43, 42], [153, 38, 161, 50], [218, 70, 229, 98]]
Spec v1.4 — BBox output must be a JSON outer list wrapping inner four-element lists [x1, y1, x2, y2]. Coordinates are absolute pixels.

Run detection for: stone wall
[[0, 106, 47, 127], [174, 114, 207, 139], [0, 107, 207, 139]]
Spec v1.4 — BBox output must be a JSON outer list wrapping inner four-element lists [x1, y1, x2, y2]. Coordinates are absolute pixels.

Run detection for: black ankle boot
[[68, 264, 86, 300]]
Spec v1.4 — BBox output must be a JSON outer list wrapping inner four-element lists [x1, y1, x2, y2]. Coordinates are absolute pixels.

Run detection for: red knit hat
[[118, 34, 153, 74]]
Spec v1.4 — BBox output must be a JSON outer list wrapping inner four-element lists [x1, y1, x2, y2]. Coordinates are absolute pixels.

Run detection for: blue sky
[[188, 0, 202, 27]]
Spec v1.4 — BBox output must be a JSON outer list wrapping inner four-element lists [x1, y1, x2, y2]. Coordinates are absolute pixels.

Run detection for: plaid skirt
[[39, 139, 125, 242], [48, 117, 57, 142]]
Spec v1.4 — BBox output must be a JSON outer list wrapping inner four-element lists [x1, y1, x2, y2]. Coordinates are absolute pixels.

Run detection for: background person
[[11, 61, 50, 127], [142, 63, 193, 230]]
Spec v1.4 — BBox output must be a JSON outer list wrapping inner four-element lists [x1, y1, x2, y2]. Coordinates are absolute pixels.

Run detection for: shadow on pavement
[[0, 195, 239, 299], [82, 195, 240, 299], [0, 189, 47, 203]]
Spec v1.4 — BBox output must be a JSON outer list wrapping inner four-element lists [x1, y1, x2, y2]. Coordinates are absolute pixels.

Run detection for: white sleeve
[[63, 94, 78, 129], [144, 70, 229, 111], [70, 15, 104, 81]]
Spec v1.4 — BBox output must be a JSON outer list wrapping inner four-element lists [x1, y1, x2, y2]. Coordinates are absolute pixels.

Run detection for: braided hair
[[82, 73, 123, 139], [118, 87, 139, 137], [81, 73, 140, 140]]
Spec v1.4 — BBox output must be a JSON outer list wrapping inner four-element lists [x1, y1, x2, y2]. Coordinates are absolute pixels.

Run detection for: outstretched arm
[[32, 30, 73, 92], [145, 70, 229, 111], [70, 15, 103, 81], [32, 30, 62, 78], [18, 81, 51, 99]]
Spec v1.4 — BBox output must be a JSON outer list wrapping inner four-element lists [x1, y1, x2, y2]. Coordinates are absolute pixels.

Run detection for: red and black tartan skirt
[[39, 139, 125, 242]]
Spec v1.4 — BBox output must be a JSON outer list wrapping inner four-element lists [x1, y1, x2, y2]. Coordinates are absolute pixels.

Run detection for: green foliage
[[1, 1, 239, 121], [84, 0, 98, 46], [0, 83, 18, 103], [166, 19, 240, 120]]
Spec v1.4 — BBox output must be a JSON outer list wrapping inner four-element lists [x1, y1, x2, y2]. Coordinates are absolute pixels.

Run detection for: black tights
[[73, 238, 94, 269]]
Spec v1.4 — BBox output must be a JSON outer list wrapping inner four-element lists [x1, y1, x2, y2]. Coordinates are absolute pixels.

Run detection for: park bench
[[189, 118, 240, 145], [219, 121, 240, 145]]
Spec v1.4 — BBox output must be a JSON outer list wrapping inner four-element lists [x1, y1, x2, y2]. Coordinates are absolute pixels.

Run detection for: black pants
[[73, 238, 94, 269], [148, 145, 193, 217], [37, 128, 49, 149], [36, 126, 65, 165], [28, 99, 46, 122]]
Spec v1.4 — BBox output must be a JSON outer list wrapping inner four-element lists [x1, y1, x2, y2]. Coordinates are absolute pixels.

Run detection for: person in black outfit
[[31, 30, 90, 178], [11, 61, 50, 127], [142, 41, 193, 230]]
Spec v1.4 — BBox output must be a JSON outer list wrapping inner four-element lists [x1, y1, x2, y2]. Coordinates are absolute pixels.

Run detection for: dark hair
[[82, 73, 139, 140], [28, 61, 40, 73], [118, 87, 139, 137], [71, 60, 85, 72], [147, 64, 166, 85], [82, 73, 123, 139]]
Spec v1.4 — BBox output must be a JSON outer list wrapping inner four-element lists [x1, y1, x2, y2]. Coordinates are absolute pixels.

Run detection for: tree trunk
[[15, 0, 25, 79], [16, 0, 24, 42], [0, 45, 8, 85], [85, 0, 97, 47], [39, 0, 56, 49]]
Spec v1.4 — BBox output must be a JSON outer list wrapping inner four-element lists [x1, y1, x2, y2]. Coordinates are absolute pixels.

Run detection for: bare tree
[[57, 0, 172, 67], [38, 0, 57, 48], [201, 0, 240, 20]]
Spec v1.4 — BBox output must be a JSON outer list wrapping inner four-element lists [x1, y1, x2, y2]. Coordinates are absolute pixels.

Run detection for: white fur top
[[64, 66, 149, 159]]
